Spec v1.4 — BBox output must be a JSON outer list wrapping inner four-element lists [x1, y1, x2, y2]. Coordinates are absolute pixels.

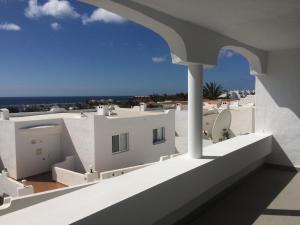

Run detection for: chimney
[[139, 102, 147, 111], [176, 103, 182, 111], [97, 105, 109, 116], [0, 109, 9, 120]]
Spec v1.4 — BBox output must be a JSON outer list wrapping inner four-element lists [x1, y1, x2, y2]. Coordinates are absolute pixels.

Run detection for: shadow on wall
[[61, 124, 85, 173], [174, 166, 297, 225], [267, 138, 296, 169], [0, 157, 3, 171], [256, 49, 300, 168]]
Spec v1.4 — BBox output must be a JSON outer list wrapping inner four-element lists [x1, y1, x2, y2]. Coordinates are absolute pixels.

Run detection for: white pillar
[[188, 64, 203, 158]]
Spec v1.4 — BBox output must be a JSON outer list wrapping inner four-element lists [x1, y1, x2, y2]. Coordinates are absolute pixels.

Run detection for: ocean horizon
[[0, 96, 130, 107]]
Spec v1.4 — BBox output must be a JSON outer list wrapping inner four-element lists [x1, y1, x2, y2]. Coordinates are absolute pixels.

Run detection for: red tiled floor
[[23, 172, 66, 193]]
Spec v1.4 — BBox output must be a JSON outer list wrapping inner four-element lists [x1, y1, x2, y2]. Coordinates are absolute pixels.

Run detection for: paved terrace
[[24, 173, 66, 193], [177, 166, 299, 225]]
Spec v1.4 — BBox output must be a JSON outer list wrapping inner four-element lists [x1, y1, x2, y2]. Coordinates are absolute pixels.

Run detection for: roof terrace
[[7, 107, 167, 122]]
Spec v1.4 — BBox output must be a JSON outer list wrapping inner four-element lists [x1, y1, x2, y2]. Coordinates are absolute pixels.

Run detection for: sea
[[0, 96, 130, 107]]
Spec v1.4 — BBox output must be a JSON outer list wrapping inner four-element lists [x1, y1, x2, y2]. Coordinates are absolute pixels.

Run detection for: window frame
[[153, 127, 166, 145], [112, 132, 129, 154]]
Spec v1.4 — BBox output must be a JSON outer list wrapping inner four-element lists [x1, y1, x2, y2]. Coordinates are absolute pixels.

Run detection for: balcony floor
[[176, 166, 299, 225], [24, 172, 66, 193]]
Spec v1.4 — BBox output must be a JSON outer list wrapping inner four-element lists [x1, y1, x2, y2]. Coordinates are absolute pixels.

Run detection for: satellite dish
[[211, 109, 231, 143]]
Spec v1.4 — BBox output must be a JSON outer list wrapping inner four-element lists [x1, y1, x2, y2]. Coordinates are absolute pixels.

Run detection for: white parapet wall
[[53, 155, 76, 171], [100, 163, 154, 180], [0, 181, 97, 216], [0, 171, 33, 197], [52, 167, 98, 186], [0, 133, 273, 225], [52, 156, 98, 186]]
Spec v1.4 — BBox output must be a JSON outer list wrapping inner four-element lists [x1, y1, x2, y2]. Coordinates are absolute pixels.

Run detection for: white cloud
[[0, 23, 21, 31], [82, 8, 126, 25], [152, 56, 166, 63], [219, 49, 235, 58], [25, 0, 80, 19], [51, 22, 62, 31]]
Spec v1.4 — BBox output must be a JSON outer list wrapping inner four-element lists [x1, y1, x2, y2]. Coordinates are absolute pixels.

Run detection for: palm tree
[[203, 82, 225, 100]]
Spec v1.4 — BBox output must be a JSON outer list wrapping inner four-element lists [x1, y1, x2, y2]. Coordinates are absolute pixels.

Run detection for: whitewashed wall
[[52, 167, 87, 186], [94, 110, 175, 172], [230, 107, 255, 135], [14, 119, 62, 179], [61, 117, 95, 173], [256, 48, 300, 167], [0, 121, 16, 178], [0, 171, 33, 197], [1, 110, 175, 179]]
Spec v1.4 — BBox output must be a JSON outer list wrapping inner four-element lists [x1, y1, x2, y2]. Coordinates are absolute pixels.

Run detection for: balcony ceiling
[[132, 0, 300, 51]]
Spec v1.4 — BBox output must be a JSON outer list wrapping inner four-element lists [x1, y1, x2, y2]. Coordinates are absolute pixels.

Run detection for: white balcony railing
[[0, 133, 272, 225]]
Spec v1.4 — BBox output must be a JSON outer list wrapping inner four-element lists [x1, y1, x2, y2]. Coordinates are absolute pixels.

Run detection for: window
[[153, 127, 165, 144], [112, 133, 129, 153]]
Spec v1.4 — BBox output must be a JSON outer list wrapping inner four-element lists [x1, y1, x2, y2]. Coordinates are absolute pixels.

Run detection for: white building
[[0, 107, 175, 180]]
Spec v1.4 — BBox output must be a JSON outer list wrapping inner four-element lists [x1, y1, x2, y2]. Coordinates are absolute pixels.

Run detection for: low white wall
[[0, 171, 33, 197], [53, 155, 75, 171], [100, 163, 154, 180], [52, 156, 98, 186], [0, 134, 272, 225], [159, 153, 183, 162], [0, 181, 96, 216], [52, 167, 87, 186], [79, 134, 272, 225]]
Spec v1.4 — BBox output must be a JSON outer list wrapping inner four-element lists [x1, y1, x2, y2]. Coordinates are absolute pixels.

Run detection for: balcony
[[0, 133, 273, 224], [1, 1, 299, 224]]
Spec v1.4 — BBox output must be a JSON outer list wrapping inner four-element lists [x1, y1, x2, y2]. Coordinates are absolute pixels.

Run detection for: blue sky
[[0, 0, 255, 97]]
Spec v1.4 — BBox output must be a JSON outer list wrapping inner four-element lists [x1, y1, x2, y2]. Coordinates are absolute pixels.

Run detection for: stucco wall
[[230, 107, 255, 135], [13, 119, 63, 179], [256, 47, 300, 167], [0, 121, 17, 178], [0, 172, 33, 197], [62, 117, 95, 173], [94, 110, 175, 172]]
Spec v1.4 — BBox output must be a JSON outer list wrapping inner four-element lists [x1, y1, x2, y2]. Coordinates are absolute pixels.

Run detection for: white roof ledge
[[0, 133, 272, 225]]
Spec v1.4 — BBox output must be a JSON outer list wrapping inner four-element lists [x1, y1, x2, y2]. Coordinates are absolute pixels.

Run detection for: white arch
[[220, 46, 265, 76], [82, 0, 188, 64], [82, 0, 268, 71]]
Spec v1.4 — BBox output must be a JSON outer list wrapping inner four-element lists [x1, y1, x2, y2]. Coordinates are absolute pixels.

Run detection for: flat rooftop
[[176, 166, 300, 225], [8, 108, 167, 122]]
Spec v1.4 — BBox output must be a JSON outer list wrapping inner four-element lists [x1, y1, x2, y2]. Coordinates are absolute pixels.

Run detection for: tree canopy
[[203, 82, 225, 100]]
